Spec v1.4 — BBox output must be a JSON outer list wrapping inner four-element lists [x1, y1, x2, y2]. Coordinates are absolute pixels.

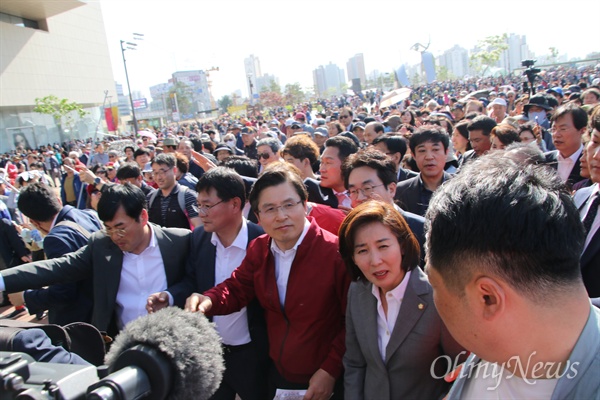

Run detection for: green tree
[[218, 95, 232, 113], [33, 95, 87, 143], [470, 34, 508, 76], [410, 72, 421, 87], [284, 83, 305, 106], [268, 80, 282, 94], [549, 47, 559, 63], [436, 65, 455, 81], [168, 82, 193, 116]]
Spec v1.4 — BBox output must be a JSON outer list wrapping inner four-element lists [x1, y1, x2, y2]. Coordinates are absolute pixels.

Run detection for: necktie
[[335, 191, 349, 208], [582, 193, 600, 235]]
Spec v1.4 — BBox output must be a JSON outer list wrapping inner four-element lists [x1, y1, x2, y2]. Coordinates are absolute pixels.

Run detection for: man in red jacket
[[186, 163, 350, 400]]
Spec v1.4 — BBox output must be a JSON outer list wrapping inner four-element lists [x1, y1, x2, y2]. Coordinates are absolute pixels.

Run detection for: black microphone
[[88, 307, 224, 400]]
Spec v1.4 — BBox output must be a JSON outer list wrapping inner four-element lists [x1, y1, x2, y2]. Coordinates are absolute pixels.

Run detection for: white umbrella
[[380, 88, 412, 108], [138, 130, 157, 142]]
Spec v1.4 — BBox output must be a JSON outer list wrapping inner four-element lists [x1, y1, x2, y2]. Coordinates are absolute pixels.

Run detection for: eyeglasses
[[258, 200, 303, 217], [197, 200, 224, 216], [339, 115, 350, 119], [257, 152, 273, 160], [348, 184, 385, 199], [103, 226, 127, 238], [152, 168, 172, 177]]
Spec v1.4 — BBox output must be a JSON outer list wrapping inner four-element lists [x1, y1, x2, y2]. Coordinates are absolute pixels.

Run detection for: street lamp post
[[120, 33, 143, 135]]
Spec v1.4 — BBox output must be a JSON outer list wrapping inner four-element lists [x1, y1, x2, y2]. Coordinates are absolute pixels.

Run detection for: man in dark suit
[[0, 184, 190, 337], [544, 103, 588, 189], [372, 134, 418, 183], [342, 149, 426, 266], [316, 136, 358, 211], [395, 126, 453, 217], [8, 183, 102, 325], [459, 115, 496, 166], [573, 111, 600, 297], [147, 167, 268, 400]]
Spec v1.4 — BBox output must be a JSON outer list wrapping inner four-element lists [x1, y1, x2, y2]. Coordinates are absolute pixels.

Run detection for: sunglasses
[[257, 152, 272, 160]]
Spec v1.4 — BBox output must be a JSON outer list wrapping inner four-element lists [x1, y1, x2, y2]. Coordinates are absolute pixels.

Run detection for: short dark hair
[[324, 136, 358, 163], [116, 162, 142, 180], [249, 162, 307, 214], [467, 115, 497, 136], [551, 103, 588, 131], [491, 124, 521, 147], [124, 146, 135, 153], [221, 155, 259, 178], [342, 149, 397, 189], [425, 153, 585, 300], [409, 125, 450, 153], [196, 167, 246, 210], [97, 183, 147, 222], [134, 147, 151, 159], [372, 134, 409, 159], [256, 138, 281, 154], [590, 105, 600, 132], [152, 153, 176, 169], [17, 182, 61, 221], [174, 153, 189, 174], [339, 201, 420, 281], [282, 135, 320, 166]]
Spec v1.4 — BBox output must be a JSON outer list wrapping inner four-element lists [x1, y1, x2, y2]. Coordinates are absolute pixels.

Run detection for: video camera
[[522, 59, 541, 95], [0, 308, 224, 400], [1, 345, 172, 400]]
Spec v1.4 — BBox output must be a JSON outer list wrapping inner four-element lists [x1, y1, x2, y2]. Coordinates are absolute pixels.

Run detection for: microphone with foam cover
[[88, 307, 224, 400]]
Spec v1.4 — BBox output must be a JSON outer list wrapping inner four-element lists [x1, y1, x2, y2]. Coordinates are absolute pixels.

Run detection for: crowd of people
[[1, 63, 599, 399]]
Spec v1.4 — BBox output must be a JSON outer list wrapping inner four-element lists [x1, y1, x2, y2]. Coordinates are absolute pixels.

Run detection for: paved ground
[[1, 303, 48, 324]]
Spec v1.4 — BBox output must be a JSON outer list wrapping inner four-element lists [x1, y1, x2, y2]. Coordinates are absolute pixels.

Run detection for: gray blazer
[[344, 268, 466, 400], [2, 223, 190, 335]]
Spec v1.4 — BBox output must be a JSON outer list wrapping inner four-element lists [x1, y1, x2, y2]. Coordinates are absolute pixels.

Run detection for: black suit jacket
[[304, 178, 338, 209], [574, 186, 600, 297], [2, 223, 190, 336], [544, 150, 584, 189], [394, 172, 453, 217], [168, 221, 268, 351], [23, 206, 102, 326]]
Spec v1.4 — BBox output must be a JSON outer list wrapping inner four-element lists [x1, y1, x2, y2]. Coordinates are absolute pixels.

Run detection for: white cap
[[490, 98, 507, 107]]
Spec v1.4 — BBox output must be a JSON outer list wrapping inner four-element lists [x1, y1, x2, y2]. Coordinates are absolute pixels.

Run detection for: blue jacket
[[60, 173, 87, 210], [23, 206, 102, 325]]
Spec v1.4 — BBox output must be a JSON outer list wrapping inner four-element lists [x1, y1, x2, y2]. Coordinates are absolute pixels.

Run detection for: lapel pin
[[418, 303, 424, 310]]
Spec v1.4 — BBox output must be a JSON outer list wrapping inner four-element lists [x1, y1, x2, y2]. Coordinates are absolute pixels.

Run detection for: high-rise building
[[0, 1, 116, 151], [115, 83, 131, 116], [313, 63, 345, 97], [346, 54, 367, 88], [171, 70, 211, 116], [500, 34, 531, 72], [438, 45, 469, 78], [244, 54, 262, 100], [256, 73, 280, 93]]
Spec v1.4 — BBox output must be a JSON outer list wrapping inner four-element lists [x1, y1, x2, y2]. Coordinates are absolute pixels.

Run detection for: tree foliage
[[33, 95, 87, 141], [284, 83, 305, 106], [470, 34, 508, 75], [168, 82, 193, 116], [218, 95, 232, 112], [259, 91, 284, 108]]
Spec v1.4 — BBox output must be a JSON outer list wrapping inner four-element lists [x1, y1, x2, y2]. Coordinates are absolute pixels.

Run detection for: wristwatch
[[93, 177, 101, 187]]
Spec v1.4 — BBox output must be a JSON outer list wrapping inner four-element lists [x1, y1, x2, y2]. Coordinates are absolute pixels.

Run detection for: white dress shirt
[[580, 184, 600, 252], [270, 218, 311, 307], [116, 225, 167, 330], [371, 270, 412, 361], [557, 145, 583, 182], [211, 219, 252, 346]]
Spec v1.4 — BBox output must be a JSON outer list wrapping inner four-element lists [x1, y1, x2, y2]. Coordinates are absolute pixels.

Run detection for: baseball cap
[[314, 127, 329, 137], [490, 98, 507, 107]]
